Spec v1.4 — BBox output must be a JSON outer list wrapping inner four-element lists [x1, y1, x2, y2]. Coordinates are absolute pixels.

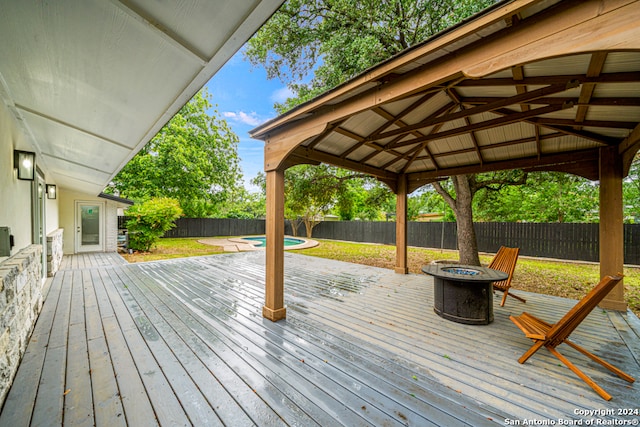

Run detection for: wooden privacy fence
[[118, 217, 640, 265], [313, 221, 640, 265]]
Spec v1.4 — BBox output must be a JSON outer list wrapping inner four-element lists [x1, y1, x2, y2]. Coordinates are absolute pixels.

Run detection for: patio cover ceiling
[[251, 0, 640, 193], [0, 0, 282, 195]]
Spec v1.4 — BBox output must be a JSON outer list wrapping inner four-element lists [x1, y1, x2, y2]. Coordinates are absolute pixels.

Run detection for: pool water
[[242, 236, 305, 248]]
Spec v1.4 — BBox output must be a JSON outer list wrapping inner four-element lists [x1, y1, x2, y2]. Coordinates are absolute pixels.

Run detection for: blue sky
[[205, 48, 293, 192]]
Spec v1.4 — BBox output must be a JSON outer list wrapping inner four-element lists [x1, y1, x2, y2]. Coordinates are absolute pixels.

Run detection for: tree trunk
[[452, 176, 481, 266], [303, 216, 316, 238], [288, 218, 304, 236], [433, 175, 481, 266]]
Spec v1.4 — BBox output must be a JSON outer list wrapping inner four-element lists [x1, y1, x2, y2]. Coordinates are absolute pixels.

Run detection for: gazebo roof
[[251, 0, 640, 192]]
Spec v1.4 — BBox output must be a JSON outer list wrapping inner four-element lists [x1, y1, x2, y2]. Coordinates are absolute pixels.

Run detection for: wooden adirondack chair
[[509, 274, 635, 400], [488, 246, 524, 307]]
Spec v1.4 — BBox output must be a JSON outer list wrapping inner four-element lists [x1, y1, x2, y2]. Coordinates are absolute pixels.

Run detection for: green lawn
[[121, 238, 225, 263], [123, 237, 640, 316]]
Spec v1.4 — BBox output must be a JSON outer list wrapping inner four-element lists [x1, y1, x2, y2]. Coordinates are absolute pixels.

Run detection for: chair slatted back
[[546, 275, 622, 347], [488, 246, 520, 292]]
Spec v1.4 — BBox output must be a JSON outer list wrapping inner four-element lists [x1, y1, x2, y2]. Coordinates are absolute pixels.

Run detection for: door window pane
[[81, 205, 100, 245]]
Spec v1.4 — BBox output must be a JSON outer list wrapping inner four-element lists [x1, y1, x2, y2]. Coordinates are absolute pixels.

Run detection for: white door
[[76, 202, 104, 253], [33, 173, 47, 278]]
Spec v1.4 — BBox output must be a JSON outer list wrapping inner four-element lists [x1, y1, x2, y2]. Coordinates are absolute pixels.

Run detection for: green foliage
[[221, 187, 267, 219], [107, 90, 242, 217], [245, 0, 498, 112], [283, 165, 394, 235], [473, 172, 599, 223], [334, 179, 393, 221], [624, 154, 640, 223], [285, 165, 343, 236], [126, 198, 183, 252], [406, 187, 455, 221]]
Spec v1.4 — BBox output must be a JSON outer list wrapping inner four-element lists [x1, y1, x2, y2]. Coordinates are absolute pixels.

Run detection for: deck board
[[1, 251, 639, 426]]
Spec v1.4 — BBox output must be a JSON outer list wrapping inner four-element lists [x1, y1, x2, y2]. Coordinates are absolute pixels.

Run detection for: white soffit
[[0, 0, 283, 194]]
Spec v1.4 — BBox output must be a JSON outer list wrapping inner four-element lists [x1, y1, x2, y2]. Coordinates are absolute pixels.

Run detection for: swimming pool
[[241, 236, 305, 248]]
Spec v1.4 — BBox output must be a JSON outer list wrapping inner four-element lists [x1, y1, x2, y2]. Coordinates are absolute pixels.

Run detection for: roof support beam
[[460, 97, 640, 107], [599, 146, 626, 311], [620, 123, 640, 175], [391, 104, 569, 149], [290, 146, 398, 182], [575, 52, 608, 124], [263, 169, 286, 321], [408, 149, 601, 182], [395, 174, 408, 274], [367, 92, 438, 140], [371, 83, 578, 142], [455, 72, 640, 87]]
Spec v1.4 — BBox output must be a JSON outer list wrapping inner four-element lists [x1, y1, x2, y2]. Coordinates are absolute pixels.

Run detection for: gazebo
[[250, 0, 640, 321]]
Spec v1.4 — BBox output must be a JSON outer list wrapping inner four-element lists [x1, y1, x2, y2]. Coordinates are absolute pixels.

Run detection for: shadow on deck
[[1, 251, 638, 426]]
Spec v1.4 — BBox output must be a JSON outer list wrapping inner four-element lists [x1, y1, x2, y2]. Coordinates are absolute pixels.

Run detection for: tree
[[474, 172, 599, 223], [126, 198, 183, 252], [246, 0, 509, 265], [284, 164, 373, 237], [624, 154, 640, 223], [246, 0, 498, 113], [108, 90, 242, 217], [432, 171, 527, 265], [334, 179, 393, 221]]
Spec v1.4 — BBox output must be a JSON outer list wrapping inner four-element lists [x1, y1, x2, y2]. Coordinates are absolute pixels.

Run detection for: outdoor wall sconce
[[14, 150, 36, 181], [46, 184, 57, 199]]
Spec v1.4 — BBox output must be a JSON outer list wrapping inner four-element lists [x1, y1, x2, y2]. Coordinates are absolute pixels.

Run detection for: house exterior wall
[[0, 245, 44, 405], [0, 102, 58, 408], [59, 189, 124, 254], [105, 201, 118, 252], [0, 102, 36, 258]]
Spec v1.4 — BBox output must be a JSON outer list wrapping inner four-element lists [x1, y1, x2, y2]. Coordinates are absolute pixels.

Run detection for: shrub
[[126, 198, 183, 252]]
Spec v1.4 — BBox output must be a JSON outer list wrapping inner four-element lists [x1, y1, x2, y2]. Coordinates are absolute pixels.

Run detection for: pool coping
[[198, 236, 319, 252]]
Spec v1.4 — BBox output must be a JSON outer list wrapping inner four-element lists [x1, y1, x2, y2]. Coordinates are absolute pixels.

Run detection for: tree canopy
[[245, 0, 498, 113], [107, 90, 243, 217]]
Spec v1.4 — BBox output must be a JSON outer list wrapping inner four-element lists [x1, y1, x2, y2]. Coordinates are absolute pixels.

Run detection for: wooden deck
[[1, 251, 638, 426]]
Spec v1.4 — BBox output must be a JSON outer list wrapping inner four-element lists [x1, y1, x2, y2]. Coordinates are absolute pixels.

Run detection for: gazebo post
[[264, 168, 287, 321], [395, 174, 409, 274], [598, 146, 627, 311]]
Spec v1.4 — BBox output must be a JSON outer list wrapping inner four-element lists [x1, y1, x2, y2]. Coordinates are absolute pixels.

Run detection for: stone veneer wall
[[47, 228, 63, 277], [0, 245, 44, 406]]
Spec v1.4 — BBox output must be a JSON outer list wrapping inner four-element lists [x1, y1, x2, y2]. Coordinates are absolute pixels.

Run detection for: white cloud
[[270, 86, 294, 103], [222, 111, 263, 126]]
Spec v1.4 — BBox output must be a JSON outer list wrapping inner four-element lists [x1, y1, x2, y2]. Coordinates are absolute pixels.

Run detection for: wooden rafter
[[460, 97, 640, 107], [465, 114, 484, 166], [397, 102, 462, 173], [360, 102, 456, 168], [408, 149, 601, 182], [412, 133, 564, 163], [306, 120, 346, 150], [390, 104, 568, 150], [454, 72, 640, 87], [490, 108, 617, 146], [575, 52, 608, 125], [386, 103, 460, 172], [529, 118, 636, 130], [369, 82, 578, 142], [367, 91, 437, 139], [291, 145, 397, 181], [512, 65, 529, 112]]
